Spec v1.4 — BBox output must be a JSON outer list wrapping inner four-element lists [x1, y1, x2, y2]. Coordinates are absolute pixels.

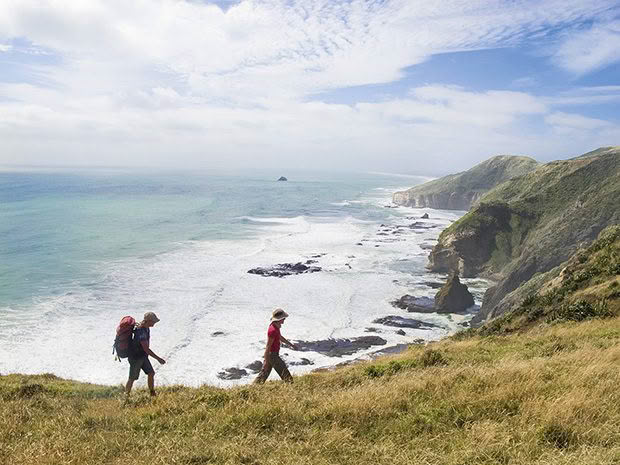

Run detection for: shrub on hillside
[[547, 299, 613, 323], [420, 349, 447, 367]]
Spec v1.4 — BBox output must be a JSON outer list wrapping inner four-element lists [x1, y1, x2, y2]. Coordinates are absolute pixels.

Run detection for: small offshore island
[[3, 146, 619, 465]]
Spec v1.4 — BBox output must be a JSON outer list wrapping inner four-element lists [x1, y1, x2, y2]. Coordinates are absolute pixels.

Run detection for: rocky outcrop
[[391, 295, 435, 313], [434, 273, 475, 313], [248, 261, 321, 277], [372, 316, 441, 329], [296, 336, 387, 357], [277, 176, 288, 181], [393, 155, 539, 210]]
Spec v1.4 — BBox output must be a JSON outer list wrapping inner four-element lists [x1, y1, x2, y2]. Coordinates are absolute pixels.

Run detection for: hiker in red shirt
[[254, 308, 298, 384]]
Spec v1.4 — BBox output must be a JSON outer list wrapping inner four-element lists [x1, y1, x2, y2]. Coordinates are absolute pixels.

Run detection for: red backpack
[[113, 316, 136, 360]]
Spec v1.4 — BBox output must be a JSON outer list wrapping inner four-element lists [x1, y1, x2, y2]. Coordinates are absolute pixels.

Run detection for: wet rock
[[373, 315, 441, 329], [277, 176, 288, 181], [421, 281, 443, 289], [395, 329, 406, 336], [434, 273, 475, 313], [421, 213, 429, 219], [217, 367, 248, 380], [305, 259, 318, 264], [420, 243, 435, 250], [248, 262, 322, 277], [245, 360, 263, 373], [356, 242, 363, 246], [211, 331, 226, 337], [364, 327, 380, 333], [296, 336, 387, 357], [289, 357, 314, 366], [391, 295, 436, 313]]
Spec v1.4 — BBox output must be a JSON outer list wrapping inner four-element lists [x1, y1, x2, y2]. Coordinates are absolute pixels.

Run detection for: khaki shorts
[[253, 353, 292, 384]]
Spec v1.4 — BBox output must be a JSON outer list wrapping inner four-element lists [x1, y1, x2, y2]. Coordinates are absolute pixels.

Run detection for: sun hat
[[143, 311, 160, 323], [270, 308, 289, 322]]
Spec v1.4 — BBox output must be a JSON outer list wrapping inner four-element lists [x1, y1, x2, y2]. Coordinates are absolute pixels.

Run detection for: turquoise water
[[0, 169, 415, 308]]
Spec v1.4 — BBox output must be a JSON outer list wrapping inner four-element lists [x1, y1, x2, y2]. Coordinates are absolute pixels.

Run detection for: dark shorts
[[128, 356, 154, 380]]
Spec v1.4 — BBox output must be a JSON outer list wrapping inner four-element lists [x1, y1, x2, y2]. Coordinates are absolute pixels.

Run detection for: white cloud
[[0, 0, 617, 171], [545, 112, 612, 130], [553, 20, 620, 74], [0, 44, 12, 52]]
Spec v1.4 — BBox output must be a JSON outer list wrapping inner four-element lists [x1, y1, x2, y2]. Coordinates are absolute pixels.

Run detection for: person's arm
[[280, 336, 298, 350], [140, 340, 166, 365], [263, 336, 274, 366]]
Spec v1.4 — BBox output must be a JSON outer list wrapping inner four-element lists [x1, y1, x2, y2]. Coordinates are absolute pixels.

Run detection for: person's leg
[[253, 359, 273, 384], [126, 357, 144, 396], [147, 373, 155, 395], [270, 354, 293, 383], [125, 378, 135, 396], [142, 358, 156, 396]]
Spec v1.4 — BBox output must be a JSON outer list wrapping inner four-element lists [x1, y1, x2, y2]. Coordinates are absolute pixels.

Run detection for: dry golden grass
[[2, 317, 620, 465]]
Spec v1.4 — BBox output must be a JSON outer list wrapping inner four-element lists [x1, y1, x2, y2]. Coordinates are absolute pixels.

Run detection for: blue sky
[[0, 0, 618, 174]]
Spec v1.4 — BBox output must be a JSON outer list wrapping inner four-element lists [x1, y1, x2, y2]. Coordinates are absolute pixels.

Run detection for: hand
[[157, 357, 166, 365], [290, 343, 299, 350]]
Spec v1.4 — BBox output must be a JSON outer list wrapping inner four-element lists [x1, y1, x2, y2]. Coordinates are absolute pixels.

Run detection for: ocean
[[0, 168, 487, 387]]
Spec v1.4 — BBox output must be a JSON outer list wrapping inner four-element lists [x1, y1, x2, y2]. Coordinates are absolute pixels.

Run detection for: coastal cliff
[[393, 155, 539, 210], [428, 146, 620, 323]]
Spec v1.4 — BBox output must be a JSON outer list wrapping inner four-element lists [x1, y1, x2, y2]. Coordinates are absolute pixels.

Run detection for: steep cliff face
[[393, 155, 539, 210], [428, 202, 537, 277], [427, 147, 620, 323]]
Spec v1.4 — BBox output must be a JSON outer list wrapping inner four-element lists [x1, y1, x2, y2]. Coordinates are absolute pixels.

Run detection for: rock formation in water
[[434, 273, 475, 313]]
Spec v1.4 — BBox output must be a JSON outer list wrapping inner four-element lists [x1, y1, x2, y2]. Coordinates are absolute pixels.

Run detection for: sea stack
[[434, 272, 475, 313], [277, 176, 288, 181]]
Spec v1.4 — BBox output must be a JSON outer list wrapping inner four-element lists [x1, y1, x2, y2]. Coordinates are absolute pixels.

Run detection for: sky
[[0, 0, 619, 175]]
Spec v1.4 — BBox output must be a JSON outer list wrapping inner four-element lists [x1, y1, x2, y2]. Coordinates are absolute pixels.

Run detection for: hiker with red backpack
[[115, 312, 166, 398]]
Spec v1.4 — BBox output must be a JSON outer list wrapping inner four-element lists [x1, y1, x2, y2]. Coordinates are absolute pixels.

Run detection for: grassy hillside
[[428, 147, 620, 321], [392, 155, 539, 210], [2, 314, 620, 465]]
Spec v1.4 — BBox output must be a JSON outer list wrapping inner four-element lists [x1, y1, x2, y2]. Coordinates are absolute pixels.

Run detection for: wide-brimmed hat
[[270, 308, 289, 322], [143, 311, 160, 323]]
